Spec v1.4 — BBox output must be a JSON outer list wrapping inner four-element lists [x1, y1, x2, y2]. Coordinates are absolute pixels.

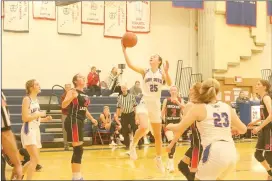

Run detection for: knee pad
[[255, 150, 265, 162], [178, 160, 188, 172], [168, 142, 176, 159], [264, 151, 272, 166], [71, 145, 83, 164]]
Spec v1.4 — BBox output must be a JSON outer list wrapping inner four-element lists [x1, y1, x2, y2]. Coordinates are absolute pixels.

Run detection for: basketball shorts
[[136, 98, 161, 123], [65, 117, 84, 143], [21, 122, 42, 149], [196, 141, 236, 180], [256, 126, 272, 151]]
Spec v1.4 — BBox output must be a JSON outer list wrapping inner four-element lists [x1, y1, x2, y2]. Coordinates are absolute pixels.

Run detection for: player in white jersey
[[21, 79, 52, 180], [122, 43, 172, 173], [166, 78, 247, 180]]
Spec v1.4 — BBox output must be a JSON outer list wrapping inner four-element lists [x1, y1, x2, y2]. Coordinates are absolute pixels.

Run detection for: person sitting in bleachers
[[99, 106, 120, 146], [129, 81, 142, 96], [87, 66, 101, 96], [106, 67, 121, 95]]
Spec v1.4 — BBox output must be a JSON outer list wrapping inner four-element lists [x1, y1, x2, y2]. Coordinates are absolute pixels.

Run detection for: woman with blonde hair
[[21, 79, 52, 180], [167, 78, 247, 180]]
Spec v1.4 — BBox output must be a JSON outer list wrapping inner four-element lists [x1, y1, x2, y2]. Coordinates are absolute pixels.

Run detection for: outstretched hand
[[163, 60, 169, 73]]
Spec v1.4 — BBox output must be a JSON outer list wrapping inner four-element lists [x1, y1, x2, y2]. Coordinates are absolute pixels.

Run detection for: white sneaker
[[144, 137, 150, 145], [116, 138, 123, 145], [109, 140, 117, 146], [167, 159, 175, 173], [119, 134, 124, 141], [129, 146, 138, 160], [155, 156, 165, 173]]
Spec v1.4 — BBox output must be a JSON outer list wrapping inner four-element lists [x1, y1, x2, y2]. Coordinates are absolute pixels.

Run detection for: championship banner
[[104, 1, 126, 38], [268, 0, 272, 16], [226, 1, 256, 27], [172, 0, 203, 9], [57, 2, 82, 35], [82, 1, 104, 24], [33, 1, 56, 20], [127, 1, 150, 33], [3, 1, 29, 32]]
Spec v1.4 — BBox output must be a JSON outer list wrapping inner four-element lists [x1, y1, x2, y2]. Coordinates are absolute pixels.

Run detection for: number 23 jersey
[[142, 69, 164, 99], [196, 101, 233, 148]]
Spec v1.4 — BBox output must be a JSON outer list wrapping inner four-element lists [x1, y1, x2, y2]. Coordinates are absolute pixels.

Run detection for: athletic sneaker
[[36, 164, 42, 171], [167, 159, 174, 173], [72, 177, 83, 180], [155, 156, 165, 173], [129, 146, 138, 160], [119, 134, 124, 141], [109, 140, 117, 146]]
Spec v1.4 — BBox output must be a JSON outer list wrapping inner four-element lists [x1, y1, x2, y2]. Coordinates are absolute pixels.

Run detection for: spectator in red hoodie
[[87, 66, 101, 96], [61, 84, 71, 150]]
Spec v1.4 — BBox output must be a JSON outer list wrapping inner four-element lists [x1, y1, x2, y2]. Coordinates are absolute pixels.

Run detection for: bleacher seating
[[3, 89, 174, 148]]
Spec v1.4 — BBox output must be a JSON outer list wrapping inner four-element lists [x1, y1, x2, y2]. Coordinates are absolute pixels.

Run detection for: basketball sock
[[267, 170, 272, 176], [72, 172, 82, 180], [178, 160, 191, 180]]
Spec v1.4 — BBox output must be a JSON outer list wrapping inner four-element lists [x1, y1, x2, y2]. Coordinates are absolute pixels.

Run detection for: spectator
[[2, 92, 23, 180], [106, 67, 121, 94], [116, 83, 143, 149], [87, 66, 101, 96], [99, 106, 121, 146], [60, 84, 71, 151], [129, 81, 142, 96], [236, 91, 249, 116]]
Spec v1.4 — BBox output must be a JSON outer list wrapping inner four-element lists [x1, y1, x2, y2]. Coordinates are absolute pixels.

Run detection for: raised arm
[[62, 89, 77, 109], [121, 42, 145, 76], [162, 60, 172, 86]]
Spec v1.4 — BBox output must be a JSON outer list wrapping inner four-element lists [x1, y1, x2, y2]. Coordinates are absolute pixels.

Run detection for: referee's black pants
[[121, 112, 143, 148]]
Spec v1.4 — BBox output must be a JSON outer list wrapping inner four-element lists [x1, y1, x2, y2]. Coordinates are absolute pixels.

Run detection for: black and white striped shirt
[[1, 92, 11, 132], [117, 93, 137, 114]]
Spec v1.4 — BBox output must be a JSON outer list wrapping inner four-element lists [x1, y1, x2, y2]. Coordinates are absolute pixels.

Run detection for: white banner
[[3, 1, 29, 32], [82, 1, 104, 24], [33, 1, 56, 20], [127, 1, 150, 33], [104, 1, 126, 38], [1, 1, 4, 18], [57, 2, 81, 35], [251, 105, 260, 122]]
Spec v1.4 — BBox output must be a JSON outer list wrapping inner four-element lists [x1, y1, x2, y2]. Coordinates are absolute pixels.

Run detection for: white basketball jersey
[[142, 69, 163, 99], [27, 97, 41, 126], [196, 101, 233, 148]]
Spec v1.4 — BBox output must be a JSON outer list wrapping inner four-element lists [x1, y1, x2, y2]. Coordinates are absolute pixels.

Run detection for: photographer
[[87, 66, 101, 96]]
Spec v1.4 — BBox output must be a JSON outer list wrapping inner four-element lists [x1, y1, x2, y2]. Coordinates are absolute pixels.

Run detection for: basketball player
[[248, 80, 272, 179], [121, 43, 172, 173], [21, 79, 52, 180], [62, 73, 98, 180], [167, 78, 247, 180], [177, 82, 202, 180], [161, 85, 184, 172]]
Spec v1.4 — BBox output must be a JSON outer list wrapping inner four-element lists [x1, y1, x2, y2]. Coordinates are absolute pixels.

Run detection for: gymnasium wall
[[2, 2, 194, 89], [211, 1, 272, 79]]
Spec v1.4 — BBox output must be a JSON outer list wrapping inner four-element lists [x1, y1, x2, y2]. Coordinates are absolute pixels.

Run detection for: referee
[[1, 92, 22, 180], [116, 83, 142, 149]]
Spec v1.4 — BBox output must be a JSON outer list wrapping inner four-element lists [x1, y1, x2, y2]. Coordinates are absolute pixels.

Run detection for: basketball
[[122, 32, 137, 48]]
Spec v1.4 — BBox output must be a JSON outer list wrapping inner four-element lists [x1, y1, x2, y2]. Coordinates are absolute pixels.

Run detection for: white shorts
[[136, 98, 161, 123], [196, 141, 236, 180], [21, 122, 42, 149]]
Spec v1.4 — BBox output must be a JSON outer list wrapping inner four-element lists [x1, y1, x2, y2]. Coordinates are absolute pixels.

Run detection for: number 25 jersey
[[196, 101, 233, 148], [142, 69, 163, 99]]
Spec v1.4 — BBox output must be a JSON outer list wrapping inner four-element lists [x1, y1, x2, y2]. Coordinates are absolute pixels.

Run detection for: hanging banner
[[82, 1, 104, 24], [226, 1, 256, 27], [33, 1, 56, 20], [3, 1, 29, 32], [127, 1, 150, 33], [57, 2, 82, 35], [104, 1, 126, 38], [172, 0, 203, 9], [268, 0, 272, 16]]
